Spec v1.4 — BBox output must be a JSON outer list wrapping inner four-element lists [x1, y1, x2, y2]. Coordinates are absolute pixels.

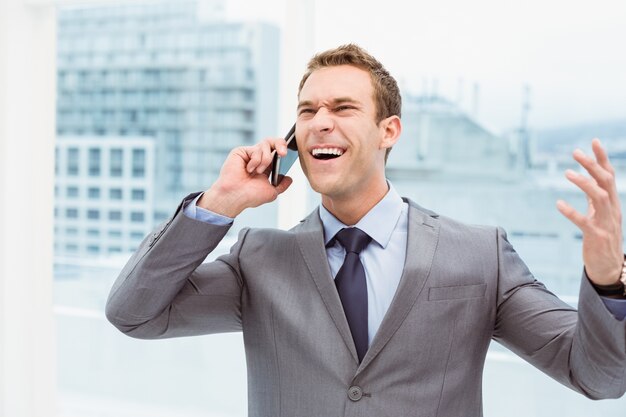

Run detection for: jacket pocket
[[428, 283, 487, 301]]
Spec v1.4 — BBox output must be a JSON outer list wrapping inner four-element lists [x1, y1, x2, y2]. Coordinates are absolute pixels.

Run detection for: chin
[[306, 176, 340, 196]]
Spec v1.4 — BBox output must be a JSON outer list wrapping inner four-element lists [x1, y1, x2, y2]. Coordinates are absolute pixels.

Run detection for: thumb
[[275, 176, 293, 195]]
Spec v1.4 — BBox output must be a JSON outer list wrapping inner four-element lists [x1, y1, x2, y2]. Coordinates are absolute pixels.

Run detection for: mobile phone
[[270, 124, 298, 186]]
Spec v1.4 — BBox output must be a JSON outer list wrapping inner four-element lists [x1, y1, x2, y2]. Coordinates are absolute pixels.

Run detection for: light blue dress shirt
[[319, 184, 407, 345], [184, 185, 626, 335]]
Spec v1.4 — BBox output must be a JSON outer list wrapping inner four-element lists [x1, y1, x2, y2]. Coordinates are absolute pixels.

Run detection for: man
[[106, 44, 626, 416]]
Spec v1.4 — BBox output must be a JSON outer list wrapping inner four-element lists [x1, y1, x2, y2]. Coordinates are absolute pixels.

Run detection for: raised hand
[[557, 138, 624, 285], [197, 138, 294, 218]]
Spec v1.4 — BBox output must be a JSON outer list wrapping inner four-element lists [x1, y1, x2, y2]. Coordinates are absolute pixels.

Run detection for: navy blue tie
[[333, 227, 372, 363]]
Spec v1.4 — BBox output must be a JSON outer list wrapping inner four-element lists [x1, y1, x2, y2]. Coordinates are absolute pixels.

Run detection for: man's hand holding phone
[[197, 135, 294, 218]]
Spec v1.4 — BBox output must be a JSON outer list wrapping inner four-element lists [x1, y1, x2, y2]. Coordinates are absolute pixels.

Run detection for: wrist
[[197, 184, 247, 218], [589, 255, 626, 297]]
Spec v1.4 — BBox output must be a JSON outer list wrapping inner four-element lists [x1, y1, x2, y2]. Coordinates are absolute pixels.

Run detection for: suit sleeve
[[492, 227, 626, 399], [105, 193, 247, 339]]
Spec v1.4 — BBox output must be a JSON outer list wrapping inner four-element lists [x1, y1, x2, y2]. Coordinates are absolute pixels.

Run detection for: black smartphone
[[270, 123, 298, 186]]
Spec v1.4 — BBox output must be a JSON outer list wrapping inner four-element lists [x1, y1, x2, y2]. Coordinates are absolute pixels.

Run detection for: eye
[[298, 108, 316, 116], [334, 105, 355, 112]]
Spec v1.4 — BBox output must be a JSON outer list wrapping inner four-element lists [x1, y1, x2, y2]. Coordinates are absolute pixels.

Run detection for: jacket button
[[348, 385, 363, 401]]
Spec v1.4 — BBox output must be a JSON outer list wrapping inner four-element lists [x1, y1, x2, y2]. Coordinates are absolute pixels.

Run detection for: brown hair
[[298, 44, 401, 161]]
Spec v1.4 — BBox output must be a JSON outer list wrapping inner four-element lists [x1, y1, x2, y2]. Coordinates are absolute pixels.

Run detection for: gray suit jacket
[[106, 194, 626, 417]]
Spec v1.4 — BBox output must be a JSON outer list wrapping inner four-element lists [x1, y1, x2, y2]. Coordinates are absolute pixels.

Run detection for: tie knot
[[334, 227, 372, 254]]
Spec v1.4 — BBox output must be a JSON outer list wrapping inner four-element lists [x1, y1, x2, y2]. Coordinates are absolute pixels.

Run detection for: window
[[66, 227, 78, 236], [109, 210, 122, 221], [87, 209, 100, 220], [130, 211, 144, 222], [130, 231, 145, 240], [65, 208, 78, 219], [66, 186, 79, 198], [132, 148, 145, 177], [88, 187, 100, 199], [108, 230, 122, 238], [87, 229, 100, 237], [67, 147, 79, 176], [131, 189, 145, 200], [87, 244, 100, 254], [109, 188, 123, 200], [88, 148, 101, 176], [110, 148, 123, 177]]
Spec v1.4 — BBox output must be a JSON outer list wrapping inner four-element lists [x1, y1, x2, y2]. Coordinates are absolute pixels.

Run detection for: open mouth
[[311, 148, 345, 160]]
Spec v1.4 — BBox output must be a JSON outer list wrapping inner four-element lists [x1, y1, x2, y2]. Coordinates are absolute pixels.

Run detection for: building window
[[65, 244, 78, 252], [130, 211, 144, 222], [55, 148, 59, 175], [88, 148, 101, 176], [109, 188, 123, 200], [131, 189, 145, 201], [87, 229, 100, 237], [132, 149, 145, 177], [130, 231, 145, 240], [87, 245, 100, 254], [108, 230, 122, 238], [108, 247, 122, 253], [66, 186, 79, 198], [66, 208, 78, 219], [110, 148, 123, 177], [88, 187, 100, 199], [109, 210, 122, 221], [87, 209, 100, 220], [66, 227, 78, 236], [67, 147, 79, 176]]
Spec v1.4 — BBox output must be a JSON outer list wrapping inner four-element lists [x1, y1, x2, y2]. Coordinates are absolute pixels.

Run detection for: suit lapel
[[356, 200, 440, 374], [295, 209, 360, 364]]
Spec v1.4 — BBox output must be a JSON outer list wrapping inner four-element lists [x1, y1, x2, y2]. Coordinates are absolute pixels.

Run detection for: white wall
[[0, 1, 57, 416]]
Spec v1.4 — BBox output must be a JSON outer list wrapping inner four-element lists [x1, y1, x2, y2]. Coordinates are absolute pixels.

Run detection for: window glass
[[131, 188, 145, 200], [109, 188, 122, 200], [53, 1, 626, 416], [110, 148, 123, 177], [88, 148, 101, 176], [67, 147, 79, 176], [88, 187, 100, 199]]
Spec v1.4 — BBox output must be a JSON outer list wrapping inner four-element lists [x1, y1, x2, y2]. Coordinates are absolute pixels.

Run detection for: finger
[[556, 199, 589, 231], [247, 140, 274, 174], [274, 176, 293, 194], [255, 140, 274, 174], [590, 139, 622, 212], [591, 138, 615, 175], [271, 138, 288, 157], [572, 148, 615, 192], [565, 169, 612, 216], [246, 145, 263, 174]]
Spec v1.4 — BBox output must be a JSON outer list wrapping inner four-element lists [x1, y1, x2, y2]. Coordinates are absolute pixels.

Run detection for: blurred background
[[1, 0, 626, 415]]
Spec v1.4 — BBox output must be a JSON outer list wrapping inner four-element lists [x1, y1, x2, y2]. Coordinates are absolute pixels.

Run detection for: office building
[[54, 137, 155, 257], [56, 0, 280, 232]]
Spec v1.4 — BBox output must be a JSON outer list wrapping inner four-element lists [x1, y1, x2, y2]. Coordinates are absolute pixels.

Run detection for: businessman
[[106, 44, 626, 417]]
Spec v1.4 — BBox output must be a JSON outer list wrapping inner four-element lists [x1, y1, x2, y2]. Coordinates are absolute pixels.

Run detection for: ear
[[379, 115, 401, 150]]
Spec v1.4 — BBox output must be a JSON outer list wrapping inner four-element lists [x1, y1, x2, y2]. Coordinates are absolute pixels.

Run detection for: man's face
[[296, 65, 390, 203]]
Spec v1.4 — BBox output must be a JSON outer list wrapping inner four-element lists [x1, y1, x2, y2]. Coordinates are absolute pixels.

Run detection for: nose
[[308, 107, 334, 136]]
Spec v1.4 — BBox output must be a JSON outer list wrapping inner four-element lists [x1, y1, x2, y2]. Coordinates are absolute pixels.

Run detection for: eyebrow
[[297, 97, 360, 110]]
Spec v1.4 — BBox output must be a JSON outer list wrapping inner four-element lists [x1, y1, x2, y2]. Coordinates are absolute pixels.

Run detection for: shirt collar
[[319, 182, 404, 249]]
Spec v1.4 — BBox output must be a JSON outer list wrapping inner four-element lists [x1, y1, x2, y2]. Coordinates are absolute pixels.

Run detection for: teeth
[[312, 148, 344, 156]]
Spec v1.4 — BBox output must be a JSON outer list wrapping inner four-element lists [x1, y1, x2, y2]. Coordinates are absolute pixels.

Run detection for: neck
[[321, 179, 389, 225]]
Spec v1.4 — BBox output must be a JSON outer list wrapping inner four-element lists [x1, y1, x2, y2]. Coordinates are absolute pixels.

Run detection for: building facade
[[56, 0, 280, 244], [55, 137, 155, 257]]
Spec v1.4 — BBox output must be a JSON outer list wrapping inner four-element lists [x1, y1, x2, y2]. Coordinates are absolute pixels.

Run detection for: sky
[[224, 0, 626, 134]]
